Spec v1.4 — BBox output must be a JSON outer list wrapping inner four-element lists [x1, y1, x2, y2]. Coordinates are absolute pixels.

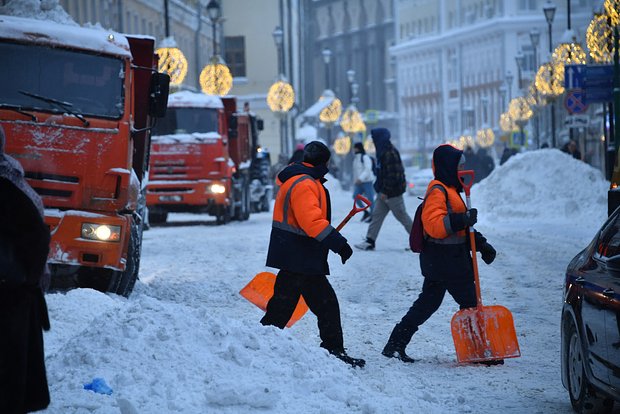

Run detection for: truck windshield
[[1, 42, 124, 119], [153, 107, 219, 135]]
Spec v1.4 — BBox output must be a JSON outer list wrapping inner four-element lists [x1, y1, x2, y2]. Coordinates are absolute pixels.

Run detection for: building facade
[[393, 0, 601, 165]]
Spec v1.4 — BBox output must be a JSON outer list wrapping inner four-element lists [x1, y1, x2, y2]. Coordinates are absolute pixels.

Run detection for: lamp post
[[320, 48, 338, 146], [530, 28, 541, 147], [543, 0, 557, 147], [267, 26, 295, 157], [199, 0, 233, 96], [156, 0, 188, 87], [506, 70, 514, 102], [515, 51, 525, 91], [322, 48, 332, 90]]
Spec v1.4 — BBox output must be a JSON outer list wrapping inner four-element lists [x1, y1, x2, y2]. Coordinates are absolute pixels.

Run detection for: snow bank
[[474, 149, 608, 227], [0, 0, 75, 24]]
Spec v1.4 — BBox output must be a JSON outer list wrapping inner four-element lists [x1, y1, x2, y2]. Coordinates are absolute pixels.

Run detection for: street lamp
[[515, 51, 525, 91], [199, 0, 233, 96], [543, 0, 557, 147], [318, 48, 341, 146], [529, 28, 542, 147], [267, 26, 295, 157]]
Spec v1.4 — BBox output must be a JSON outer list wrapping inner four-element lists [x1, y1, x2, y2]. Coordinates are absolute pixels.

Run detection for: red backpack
[[409, 184, 448, 253]]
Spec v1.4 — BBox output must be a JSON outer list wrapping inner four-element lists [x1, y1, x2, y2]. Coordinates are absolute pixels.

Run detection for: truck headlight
[[81, 223, 121, 242], [209, 183, 226, 194]]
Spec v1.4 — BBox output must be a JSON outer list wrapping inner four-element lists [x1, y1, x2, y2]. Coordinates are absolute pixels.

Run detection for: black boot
[[382, 343, 415, 363], [329, 349, 366, 368]]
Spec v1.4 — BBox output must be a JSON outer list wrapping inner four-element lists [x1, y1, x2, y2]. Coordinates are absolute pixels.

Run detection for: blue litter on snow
[[83, 377, 113, 395]]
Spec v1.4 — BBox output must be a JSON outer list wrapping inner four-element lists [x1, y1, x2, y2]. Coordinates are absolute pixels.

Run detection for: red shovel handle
[[336, 194, 372, 231], [458, 170, 475, 197]]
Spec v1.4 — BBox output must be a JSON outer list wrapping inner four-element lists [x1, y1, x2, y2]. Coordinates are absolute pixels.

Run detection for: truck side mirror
[[228, 115, 238, 138], [149, 72, 170, 118], [256, 118, 264, 131]]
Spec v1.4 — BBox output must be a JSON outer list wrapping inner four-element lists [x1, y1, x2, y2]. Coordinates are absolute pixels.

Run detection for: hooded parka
[[419, 144, 473, 281]]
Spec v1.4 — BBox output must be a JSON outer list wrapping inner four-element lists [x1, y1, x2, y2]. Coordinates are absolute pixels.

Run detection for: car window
[[596, 212, 620, 258]]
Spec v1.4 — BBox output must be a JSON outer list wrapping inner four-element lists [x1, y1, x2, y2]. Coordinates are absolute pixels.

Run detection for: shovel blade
[[451, 305, 521, 363], [239, 271, 309, 328]]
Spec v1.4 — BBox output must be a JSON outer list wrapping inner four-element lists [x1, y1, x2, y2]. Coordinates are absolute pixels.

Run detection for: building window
[[225, 36, 246, 77], [518, 0, 536, 10]]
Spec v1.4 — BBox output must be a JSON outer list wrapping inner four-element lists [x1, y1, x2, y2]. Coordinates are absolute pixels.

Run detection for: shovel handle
[[458, 169, 482, 307], [336, 194, 372, 231]]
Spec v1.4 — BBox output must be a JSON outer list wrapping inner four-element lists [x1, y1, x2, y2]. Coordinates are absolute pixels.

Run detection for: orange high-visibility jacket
[[266, 163, 346, 275]]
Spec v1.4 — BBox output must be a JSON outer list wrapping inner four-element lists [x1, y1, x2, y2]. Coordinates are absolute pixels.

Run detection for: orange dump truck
[[0, 15, 169, 296], [147, 91, 269, 224]]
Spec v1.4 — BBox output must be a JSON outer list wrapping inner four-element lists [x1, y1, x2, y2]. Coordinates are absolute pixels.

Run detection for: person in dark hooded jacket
[[381, 144, 496, 363], [262, 141, 365, 368], [354, 128, 412, 250], [0, 125, 51, 412]]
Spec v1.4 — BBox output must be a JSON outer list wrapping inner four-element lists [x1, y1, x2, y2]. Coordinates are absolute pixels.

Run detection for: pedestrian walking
[[381, 144, 496, 363], [0, 125, 52, 412], [261, 141, 365, 368], [354, 128, 412, 250], [475, 148, 494, 182], [352, 142, 375, 222], [561, 139, 582, 161]]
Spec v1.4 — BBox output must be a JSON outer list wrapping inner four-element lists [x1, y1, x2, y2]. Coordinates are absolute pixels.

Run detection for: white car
[[406, 167, 434, 196]]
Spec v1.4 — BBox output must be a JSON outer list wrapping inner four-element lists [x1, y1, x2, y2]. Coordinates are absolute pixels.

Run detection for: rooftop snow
[[168, 91, 224, 109], [0, 14, 131, 58]]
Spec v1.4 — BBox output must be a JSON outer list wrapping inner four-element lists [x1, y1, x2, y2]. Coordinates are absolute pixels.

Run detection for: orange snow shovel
[[239, 194, 372, 327], [450, 170, 520, 363]]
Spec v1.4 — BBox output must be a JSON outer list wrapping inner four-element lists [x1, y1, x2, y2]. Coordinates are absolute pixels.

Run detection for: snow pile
[[0, 0, 76, 25], [474, 149, 608, 226]]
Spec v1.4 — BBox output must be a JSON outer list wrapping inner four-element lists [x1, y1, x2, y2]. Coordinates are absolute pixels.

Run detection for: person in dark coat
[[381, 144, 496, 363], [561, 139, 582, 160], [288, 142, 305, 164], [354, 128, 412, 250], [499, 146, 517, 165], [262, 141, 365, 368], [0, 125, 51, 412], [475, 148, 495, 182]]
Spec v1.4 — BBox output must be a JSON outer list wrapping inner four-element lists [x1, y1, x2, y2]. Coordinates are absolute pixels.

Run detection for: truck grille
[[148, 187, 193, 193], [25, 171, 79, 199]]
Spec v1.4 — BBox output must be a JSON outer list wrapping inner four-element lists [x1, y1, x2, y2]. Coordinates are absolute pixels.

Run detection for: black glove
[[449, 208, 478, 231], [480, 242, 496, 265], [338, 243, 353, 264]]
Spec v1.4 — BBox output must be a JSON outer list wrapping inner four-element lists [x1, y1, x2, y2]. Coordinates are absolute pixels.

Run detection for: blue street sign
[[564, 89, 589, 115], [564, 65, 585, 90], [584, 64, 614, 104]]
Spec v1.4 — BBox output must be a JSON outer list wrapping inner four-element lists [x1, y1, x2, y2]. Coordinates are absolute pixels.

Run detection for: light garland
[[476, 128, 495, 148], [604, 0, 620, 27], [199, 59, 233, 96], [156, 46, 188, 86], [551, 42, 586, 91], [340, 105, 366, 133], [500, 112, 516, 132], [535, 63, 564, 98], [508, 97, 533, 125], [319, 98, 342, 124], [333, 135, 351, 155], [267, 80, 295, 113], [587, 14, 615, 63]]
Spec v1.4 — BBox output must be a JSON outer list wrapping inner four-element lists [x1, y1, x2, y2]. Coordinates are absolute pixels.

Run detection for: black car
[[562, 208, 620, 413]]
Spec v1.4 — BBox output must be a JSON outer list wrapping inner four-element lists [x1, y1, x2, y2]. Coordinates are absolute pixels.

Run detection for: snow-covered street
[[41, 149, 613, 413]]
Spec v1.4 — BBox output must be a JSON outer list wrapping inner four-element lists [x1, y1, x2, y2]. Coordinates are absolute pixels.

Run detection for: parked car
[[561, 207, 620, 413], [406, 167, 434, 196]]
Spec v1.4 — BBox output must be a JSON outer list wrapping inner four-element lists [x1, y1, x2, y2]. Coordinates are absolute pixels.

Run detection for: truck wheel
[[148, 210, 168, 224], [242, 185, 251, 220], [216, 205, 231, 225], [113, 219, 142, 297]]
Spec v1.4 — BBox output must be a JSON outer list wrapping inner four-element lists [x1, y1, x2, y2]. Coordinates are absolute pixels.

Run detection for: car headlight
[[209, 183, 226, 194], [81, 223, 121, 242]]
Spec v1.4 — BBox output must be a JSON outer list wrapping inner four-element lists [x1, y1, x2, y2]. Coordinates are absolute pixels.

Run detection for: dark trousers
[[386, 278, 477, 349], [261, 270, 344, 352]]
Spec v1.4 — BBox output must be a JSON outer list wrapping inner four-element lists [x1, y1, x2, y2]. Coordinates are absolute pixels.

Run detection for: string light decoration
[[199, 56, 233, 96], [267, 79, 295, 113], [526, 83, 546, 108], [508, 97, 533, 125], [363, 137, 376, 154], [587, 14, 615, 63], [535, 63, 564, 98], [156, 37, 188, 86], [604, 0, 620, 27], [500, 112, 516, 132], [551, 42, 587, 91], [340, 105, 366, 133], [476, 128, 495, 148], [319, 97, 342, 124], [333, 135, 351, 155]]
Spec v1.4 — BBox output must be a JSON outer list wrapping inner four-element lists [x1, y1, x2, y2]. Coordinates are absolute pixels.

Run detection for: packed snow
[[39, 149, 614, 413]]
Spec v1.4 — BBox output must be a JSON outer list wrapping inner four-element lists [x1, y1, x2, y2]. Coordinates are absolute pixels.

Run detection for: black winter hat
[[303, 141, 331, 166]]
